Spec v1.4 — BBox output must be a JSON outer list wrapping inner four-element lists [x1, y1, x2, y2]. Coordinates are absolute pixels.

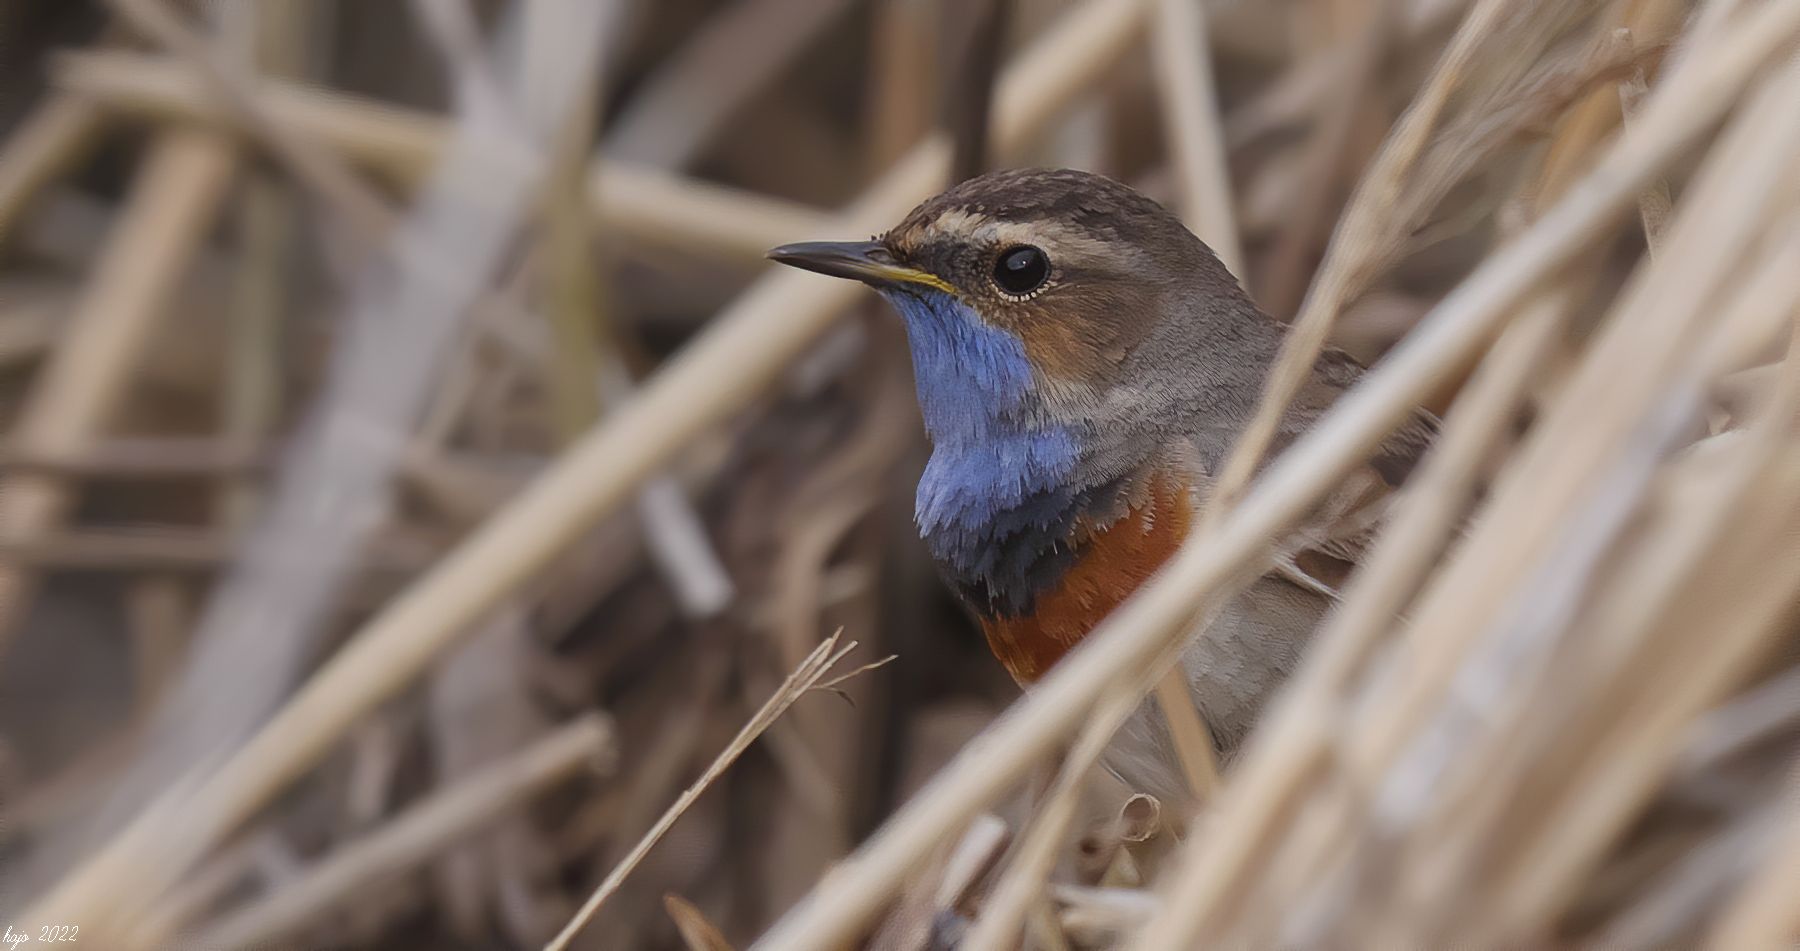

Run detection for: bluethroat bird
[[770, 168, 1430, 805]]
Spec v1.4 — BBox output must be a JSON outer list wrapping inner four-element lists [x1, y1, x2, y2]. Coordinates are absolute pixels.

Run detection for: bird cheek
[[1015, 316, 1110, 389]]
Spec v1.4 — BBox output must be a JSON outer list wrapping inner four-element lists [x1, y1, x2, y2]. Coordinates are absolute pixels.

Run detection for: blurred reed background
[[0, 0, 1796, 949]]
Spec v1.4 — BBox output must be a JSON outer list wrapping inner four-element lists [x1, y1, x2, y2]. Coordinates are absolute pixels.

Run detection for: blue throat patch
[[880, 287, 1087, 616]]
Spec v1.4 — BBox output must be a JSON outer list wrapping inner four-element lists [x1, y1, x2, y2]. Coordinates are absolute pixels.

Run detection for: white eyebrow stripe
[[922, 211, 1138, 270]]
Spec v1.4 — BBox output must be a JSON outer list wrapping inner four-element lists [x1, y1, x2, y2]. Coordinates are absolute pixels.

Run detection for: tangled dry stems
[[2, 1, 1796, 948]]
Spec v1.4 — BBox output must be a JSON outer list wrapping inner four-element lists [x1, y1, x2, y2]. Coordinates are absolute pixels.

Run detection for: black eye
[[992, 245, 1050, 297]]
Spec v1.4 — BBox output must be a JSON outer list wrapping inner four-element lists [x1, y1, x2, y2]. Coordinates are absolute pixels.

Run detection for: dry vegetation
[[0, 0, 1797, 949]]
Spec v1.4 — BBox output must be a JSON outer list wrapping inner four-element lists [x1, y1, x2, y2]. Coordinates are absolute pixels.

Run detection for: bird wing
[[1176, 353, 1439, 601], [1274, 405, 1436, 598]]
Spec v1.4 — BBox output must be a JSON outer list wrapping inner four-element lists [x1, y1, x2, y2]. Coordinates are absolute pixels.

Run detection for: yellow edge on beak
[[766, 240, 957, 296], [868, 264, 956, 295]]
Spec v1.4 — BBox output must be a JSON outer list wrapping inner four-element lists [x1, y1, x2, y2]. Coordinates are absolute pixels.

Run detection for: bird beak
[[766, 240, 953, 293]]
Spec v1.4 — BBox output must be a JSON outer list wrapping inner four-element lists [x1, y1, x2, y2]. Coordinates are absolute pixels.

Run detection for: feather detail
[[980, 466, 1194, 683]]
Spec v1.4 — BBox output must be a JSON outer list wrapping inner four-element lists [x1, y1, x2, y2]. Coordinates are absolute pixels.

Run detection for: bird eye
[[992, 245, 1050, 297]]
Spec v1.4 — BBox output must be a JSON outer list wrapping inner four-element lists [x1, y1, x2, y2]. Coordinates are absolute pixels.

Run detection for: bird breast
[[979, 468, 1195, 683]]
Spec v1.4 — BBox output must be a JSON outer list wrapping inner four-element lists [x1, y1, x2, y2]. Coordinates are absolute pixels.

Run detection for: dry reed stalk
[[51, 51, 832, 263], [547, 632, 864, 950], [0, 284, 65, 369], [757, 4, 1800, 945], [1482, 453, 1800, 940], [540, 85, 607, 448], [937, 814, 1012, 911], [496, 0, 740, 619], [772, 483, 888, 670], [1211, 0, 1563, 517], [189, 713, 616, 950], [1223, 0, 1469, 149], [15, 187, 232, 286], [1159, 98, 1792, 951], [632, 471, 738, 618], [1378, 55, 1798, 927], [408, 0, 508, 114], [1052, 882, 1158, 941], [0, 440, 197, 485], [1617, 74, 1675, 250], [960, 689, 1141, 950], [0, 438, 528, 498], [118, 0, 631, 383], [215, 0, 313, 533], [1707, 771, 1800, 948], [1471, 425, 1800, 941], [1141, 40, 1800, 947], [0, 129, 235, 654], [1127, 2, 1676, 938], [870, 812, 1011, 948], [1608, 0, 1687, 248], [753, 382, 909, 892], [1444, 164, 1800, 949], [605, 0, 859, 169], [919, 590, 1228, 949], [1448, 226, 1800, 940], [23, 2, 617, 940], [945, 0, 1010, 183], [136, 829, 285, 944], [216, 181, 286, 515], [22, 0, 1150, 935], [1252, 0, 1399, 318], [123, 0, 602, 429], [664, 894, 738, 951], [529, 10, 736, 620], [123, 575, 186, 710], [1535, 0, 1688, 206], [864, 0, 935, 171], [1151, 666, 1220, 799], [1149, 0, 1241, 274], [0, 526, 436, 573], [1594, 792, 1786, 949], [1682, 0, 1755, 63], [1673, 666, 1800, 781], [0, 94, 105, 246], [1358, 362, 1794, 941], [106, 0, 393, 246], [527, 0, 734, 619]]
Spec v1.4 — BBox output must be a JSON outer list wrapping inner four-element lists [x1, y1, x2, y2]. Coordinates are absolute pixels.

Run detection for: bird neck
[[883, 287, 1115, 618]]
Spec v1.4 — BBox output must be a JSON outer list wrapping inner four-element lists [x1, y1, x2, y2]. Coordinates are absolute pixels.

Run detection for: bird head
[[770, 168, 1269, 464]]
